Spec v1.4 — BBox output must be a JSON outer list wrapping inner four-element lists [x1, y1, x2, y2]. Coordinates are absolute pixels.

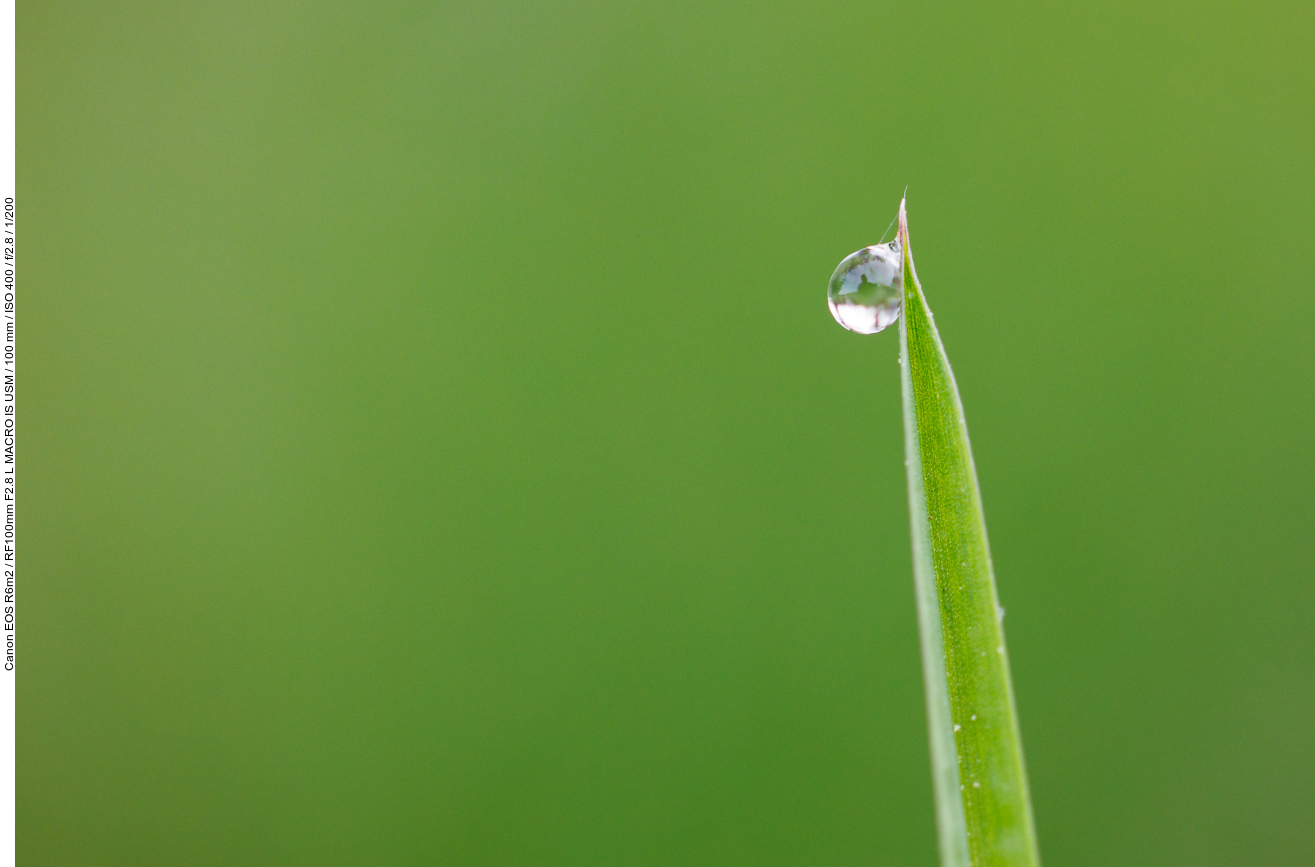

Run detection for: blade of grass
[[897, 199, 1040, 867]]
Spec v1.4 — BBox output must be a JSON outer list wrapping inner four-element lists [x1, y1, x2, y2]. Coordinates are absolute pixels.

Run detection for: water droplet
[[953, 724, 961, 732], [973, 781, 981, 788], [971, 715, 977, 721], [827, 241, 902, 334]]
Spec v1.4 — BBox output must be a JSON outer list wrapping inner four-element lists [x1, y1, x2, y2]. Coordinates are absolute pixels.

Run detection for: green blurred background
[[21, 1, 1315, 864]]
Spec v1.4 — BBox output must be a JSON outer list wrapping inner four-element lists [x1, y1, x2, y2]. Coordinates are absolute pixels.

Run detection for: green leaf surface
[[897, 200, 1041, 867]]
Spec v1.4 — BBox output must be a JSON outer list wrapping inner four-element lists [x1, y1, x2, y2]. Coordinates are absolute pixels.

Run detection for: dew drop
[[827, 240, 903, 334]]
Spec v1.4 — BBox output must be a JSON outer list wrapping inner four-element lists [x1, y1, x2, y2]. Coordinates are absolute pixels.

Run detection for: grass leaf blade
[[897, 200, 1041, 867]]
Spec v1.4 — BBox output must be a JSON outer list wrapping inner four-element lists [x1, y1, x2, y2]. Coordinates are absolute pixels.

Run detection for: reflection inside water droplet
[[827, 240, 903, 334]]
